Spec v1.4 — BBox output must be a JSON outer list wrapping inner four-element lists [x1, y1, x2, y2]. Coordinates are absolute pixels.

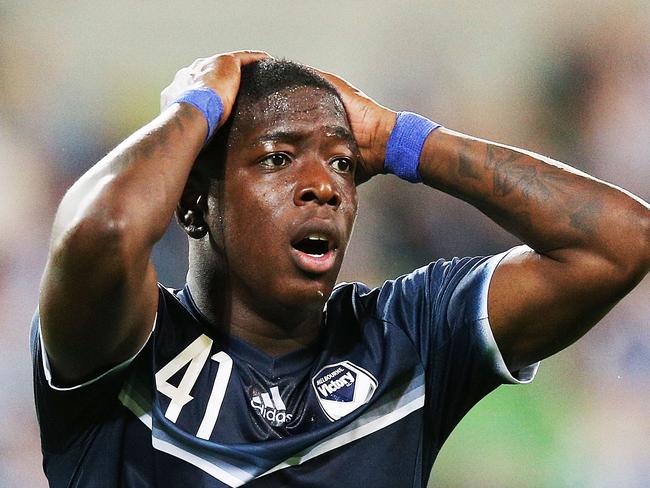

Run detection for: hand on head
[[163, 51, 397, 185], [160, 50, 272, 127], [312, 69, 397, 184]]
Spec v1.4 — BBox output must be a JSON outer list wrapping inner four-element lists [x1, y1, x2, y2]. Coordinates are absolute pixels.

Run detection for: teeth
[[306, 234, 328, 241]]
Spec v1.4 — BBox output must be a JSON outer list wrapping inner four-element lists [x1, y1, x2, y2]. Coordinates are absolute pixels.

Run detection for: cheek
[[341, 185, 359, 220], [251, 182, 291, 231], [223, 180, 289, 248]]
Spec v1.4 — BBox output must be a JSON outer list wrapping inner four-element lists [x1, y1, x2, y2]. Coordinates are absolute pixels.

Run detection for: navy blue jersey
[[32, 249, 538, 487]]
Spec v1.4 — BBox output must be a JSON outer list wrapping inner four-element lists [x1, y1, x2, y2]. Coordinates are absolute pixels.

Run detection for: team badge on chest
[[312, 361, 378, 421]]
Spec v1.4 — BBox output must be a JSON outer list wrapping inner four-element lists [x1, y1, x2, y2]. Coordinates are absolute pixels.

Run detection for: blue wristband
[[385, 112, 441, 182], [173, 88, 224, 141]]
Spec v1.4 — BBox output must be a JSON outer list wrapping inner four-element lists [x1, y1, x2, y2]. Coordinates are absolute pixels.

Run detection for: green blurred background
[[1, 1, 648, 486]]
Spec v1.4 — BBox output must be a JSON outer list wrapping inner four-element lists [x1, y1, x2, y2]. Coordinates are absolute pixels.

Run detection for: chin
[[277, 275, 335, 309]]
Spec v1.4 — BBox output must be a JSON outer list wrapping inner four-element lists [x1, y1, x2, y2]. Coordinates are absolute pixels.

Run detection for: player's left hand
[[315, 69, 397, 184]]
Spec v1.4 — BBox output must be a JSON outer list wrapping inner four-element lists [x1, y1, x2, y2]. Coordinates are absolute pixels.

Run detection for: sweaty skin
[[185, 86, 360, 356], [320, 70, 650, 372], [40, 52, 272, 383], [39, 51, 649, 390]]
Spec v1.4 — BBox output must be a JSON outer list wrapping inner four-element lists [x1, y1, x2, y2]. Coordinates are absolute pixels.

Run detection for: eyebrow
[[323, 125, 357, 147], [251, 125, 357, 148]]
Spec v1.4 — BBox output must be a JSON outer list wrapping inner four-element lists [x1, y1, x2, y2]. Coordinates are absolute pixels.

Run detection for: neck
[[187, 255, 324, 357], [226, 297, 323, 357]]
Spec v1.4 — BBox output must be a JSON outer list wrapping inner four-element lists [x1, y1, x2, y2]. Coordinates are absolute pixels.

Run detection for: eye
[[259, 153, 290, 169], [331, 157, 353, 173]]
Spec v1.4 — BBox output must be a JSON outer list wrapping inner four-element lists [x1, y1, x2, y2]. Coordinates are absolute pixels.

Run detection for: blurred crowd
[[1, 1, 648, 486]]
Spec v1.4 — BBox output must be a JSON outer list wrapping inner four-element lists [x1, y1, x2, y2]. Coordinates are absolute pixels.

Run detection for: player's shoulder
[[326, 255, 495, 326], [329, 256, 472, 301], [324, 260, 444, 323], [156, 283, 201, 318], [328, 280, 375, 311], [153, 283, 207, 334]]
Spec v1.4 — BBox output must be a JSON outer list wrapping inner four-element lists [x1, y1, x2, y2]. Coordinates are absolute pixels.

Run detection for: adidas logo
[[250, 386, 293, 427]]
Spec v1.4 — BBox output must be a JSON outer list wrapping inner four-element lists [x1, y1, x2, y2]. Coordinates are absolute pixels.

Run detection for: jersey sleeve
[[30, 307, 155, 454], [374, 246, 539, 440]]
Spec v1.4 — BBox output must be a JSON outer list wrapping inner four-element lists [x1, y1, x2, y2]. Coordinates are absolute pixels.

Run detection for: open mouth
[[290, 233, 338, 274], [291, 235, 330, 256]]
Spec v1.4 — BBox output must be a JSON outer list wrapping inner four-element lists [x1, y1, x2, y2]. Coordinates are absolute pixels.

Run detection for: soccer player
[[32, 51, 649, 487]]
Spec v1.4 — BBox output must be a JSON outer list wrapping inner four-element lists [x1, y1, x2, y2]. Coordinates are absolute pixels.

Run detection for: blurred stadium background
[[1, 1, 648, 486]]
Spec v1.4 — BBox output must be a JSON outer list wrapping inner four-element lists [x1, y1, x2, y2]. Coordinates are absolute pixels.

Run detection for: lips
[[290, 246, 337, 274], [289, 221, 340, 275]]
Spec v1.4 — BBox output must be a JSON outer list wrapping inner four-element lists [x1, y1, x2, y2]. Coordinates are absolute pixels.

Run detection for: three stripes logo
[[250, 386, 293, 427]]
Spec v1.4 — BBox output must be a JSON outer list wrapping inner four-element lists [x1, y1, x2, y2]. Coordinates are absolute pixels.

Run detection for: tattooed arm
[[322, 71, 650, 372], [40, 52, 268, 384], [419, 129, 649, 370]]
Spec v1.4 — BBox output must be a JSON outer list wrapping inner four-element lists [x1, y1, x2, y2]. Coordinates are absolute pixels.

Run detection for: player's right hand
[[160, 50, 271, 128]]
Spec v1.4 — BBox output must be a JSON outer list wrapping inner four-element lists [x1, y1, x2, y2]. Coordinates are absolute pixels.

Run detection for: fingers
[[160, 50, 272, 112], [315, 69, 350, 90], [309, 66, 359, 96], [201, 50, 272, 68], [188, 50, 272, 73], [230, 50, 273, 65]]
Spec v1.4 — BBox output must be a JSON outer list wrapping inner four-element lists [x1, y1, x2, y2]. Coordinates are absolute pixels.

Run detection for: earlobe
[[184, 210, 208, 239], [178, 195, 209, 239]]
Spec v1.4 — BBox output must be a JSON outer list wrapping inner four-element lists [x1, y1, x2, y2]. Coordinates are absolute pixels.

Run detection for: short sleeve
[[30, 309, 154, 453], [374, 247, 539, 442]]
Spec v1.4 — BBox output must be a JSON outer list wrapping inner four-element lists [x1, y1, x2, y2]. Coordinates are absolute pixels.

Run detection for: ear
[[177, 175, 210, 239]]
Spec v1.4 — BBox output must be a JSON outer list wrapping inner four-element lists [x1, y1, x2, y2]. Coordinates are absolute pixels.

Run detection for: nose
[[294, 161, 341, 208]]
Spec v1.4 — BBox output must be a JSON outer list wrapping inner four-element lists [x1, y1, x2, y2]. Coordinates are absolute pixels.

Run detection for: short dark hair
[[198, 59, 343, 177], [236, 58, 339, 109]]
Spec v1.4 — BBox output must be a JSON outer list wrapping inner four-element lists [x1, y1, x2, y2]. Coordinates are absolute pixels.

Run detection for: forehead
[[232, 86, 350, 144], [260, 86, 345, 120]]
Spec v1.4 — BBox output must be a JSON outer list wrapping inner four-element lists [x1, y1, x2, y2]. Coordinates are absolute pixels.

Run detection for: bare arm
[[320, 71, 650, 371], [418, 129, 649, 370], [40, 51, 269, 384]]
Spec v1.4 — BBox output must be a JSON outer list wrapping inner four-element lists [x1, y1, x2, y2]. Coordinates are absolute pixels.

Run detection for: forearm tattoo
[[453, 139, 605, 238]]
